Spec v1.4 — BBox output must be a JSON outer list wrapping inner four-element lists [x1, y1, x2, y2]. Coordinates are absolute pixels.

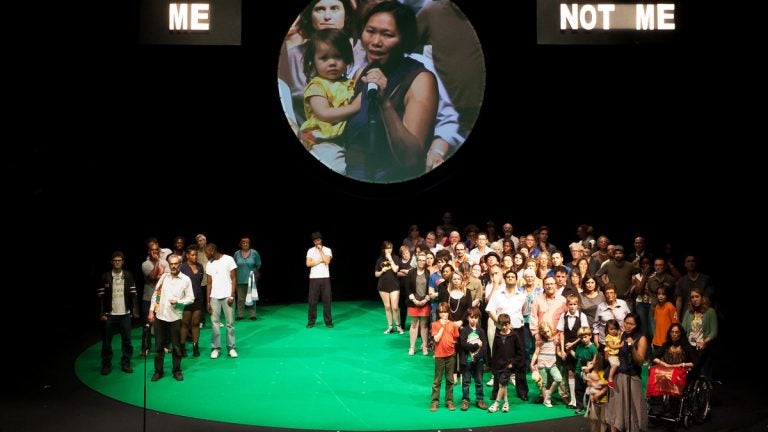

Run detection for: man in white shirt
[[306, 232, 333, 328], [468, 232, 492, 265], [205, 243, 238, 359], [148, 254, 194, 381]]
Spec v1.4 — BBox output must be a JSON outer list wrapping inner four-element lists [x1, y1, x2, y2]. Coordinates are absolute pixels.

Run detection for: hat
[[484, 252, 501, 263], [613, 245, 624, 252], [311, 232, 323, 240]]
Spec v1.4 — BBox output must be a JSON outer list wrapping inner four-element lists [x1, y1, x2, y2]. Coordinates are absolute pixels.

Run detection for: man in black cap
[[305, 232, 334, 328]]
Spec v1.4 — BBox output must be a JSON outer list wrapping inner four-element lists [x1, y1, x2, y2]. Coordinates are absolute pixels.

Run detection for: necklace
[[449, 294, 462, 314]]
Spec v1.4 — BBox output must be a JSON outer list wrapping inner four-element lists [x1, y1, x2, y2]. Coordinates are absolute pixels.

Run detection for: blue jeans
[[462, 359, 485, 402]]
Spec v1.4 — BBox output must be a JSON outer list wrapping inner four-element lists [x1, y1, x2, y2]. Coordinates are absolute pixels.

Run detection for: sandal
[[502, 401, 509, 412], [384, 327, 393, 334], [488, 402, 499, 413]]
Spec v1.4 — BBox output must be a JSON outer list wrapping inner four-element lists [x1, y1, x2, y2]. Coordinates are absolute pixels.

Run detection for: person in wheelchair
[[652, 323, 697, 371], [648, 323, 698, 418]]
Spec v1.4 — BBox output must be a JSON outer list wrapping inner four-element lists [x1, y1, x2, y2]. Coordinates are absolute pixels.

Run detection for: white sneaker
[[210, 349, 220, 359], [543, 389, 553, 407], [486, 378, 494, 386], [229, 348, 238, 358]]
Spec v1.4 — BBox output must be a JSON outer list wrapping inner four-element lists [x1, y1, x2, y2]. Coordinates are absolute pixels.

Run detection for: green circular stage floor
[[77, 301, 575, 430]]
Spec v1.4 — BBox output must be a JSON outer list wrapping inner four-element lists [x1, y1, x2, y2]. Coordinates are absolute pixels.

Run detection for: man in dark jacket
[[98, 251, 138, 375]]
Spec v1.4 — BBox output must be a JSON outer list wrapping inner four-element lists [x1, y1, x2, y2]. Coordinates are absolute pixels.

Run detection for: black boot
[[192, 343, 200, 357]]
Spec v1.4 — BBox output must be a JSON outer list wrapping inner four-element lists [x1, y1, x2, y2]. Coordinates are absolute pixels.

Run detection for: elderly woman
[[343, 1, 438, 182]]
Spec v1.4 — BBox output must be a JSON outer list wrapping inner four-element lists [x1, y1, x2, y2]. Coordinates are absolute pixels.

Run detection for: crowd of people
[[97, 215, 716, 431], [367, 214, 716, 431]]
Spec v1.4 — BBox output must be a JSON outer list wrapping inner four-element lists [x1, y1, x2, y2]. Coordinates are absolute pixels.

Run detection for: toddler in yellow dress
[[300, 28, 361, 174]]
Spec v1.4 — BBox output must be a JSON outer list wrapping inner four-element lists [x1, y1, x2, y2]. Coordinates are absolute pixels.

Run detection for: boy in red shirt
[[431, 301, 460, 411]]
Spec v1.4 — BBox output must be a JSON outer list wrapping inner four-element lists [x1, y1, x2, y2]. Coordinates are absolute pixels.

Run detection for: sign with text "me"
[[169, 3, 210, 31], [140, 0, 241, 45]]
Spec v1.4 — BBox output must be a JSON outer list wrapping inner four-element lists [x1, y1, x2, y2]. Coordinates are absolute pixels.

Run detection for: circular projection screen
[[278, 0, 485, 183]]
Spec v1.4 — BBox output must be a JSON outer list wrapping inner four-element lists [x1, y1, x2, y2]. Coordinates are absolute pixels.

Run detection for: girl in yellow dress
[[300, 28, 361, 174]]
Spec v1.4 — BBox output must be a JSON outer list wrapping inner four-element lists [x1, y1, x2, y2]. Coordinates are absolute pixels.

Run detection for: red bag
[[646, 366, 687, 397]]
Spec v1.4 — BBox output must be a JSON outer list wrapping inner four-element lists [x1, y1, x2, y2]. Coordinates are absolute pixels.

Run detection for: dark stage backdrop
[[26, 0, 729, 330]]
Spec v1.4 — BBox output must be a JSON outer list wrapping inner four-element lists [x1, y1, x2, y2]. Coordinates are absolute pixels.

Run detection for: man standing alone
[[98, 251, 138, 375], [306, 232, 333, 328]]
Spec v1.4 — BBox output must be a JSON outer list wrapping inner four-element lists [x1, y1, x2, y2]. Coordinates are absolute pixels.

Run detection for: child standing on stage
[[574, 326, 598, 415], [430, 301, 460, 411], [459, 306, 489, 410], [652, 288, 678, 353], [489, 313, 524, 413], [530, 321, 562, 407]]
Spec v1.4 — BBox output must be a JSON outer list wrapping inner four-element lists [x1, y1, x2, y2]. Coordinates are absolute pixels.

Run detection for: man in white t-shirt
[[306, 232, 333, 328], [205, 243, 238, 359]]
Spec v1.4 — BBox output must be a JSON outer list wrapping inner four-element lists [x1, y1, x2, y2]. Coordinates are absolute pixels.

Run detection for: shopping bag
[[245, 270, 259, 305]]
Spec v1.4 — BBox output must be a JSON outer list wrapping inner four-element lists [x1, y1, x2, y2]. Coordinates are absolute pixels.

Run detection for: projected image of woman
[[342, 1, 438, 182]]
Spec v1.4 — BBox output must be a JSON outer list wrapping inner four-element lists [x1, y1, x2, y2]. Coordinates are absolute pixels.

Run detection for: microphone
[[366, 61, 381, 101], [367, 81, 379, 101]]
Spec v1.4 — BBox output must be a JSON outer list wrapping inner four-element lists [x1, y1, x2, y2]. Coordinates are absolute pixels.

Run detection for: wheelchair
[[646, 366, 712, 428]]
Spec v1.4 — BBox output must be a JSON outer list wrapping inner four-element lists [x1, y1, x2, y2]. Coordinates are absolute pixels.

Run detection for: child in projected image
[[299, 28, 362, 175]]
